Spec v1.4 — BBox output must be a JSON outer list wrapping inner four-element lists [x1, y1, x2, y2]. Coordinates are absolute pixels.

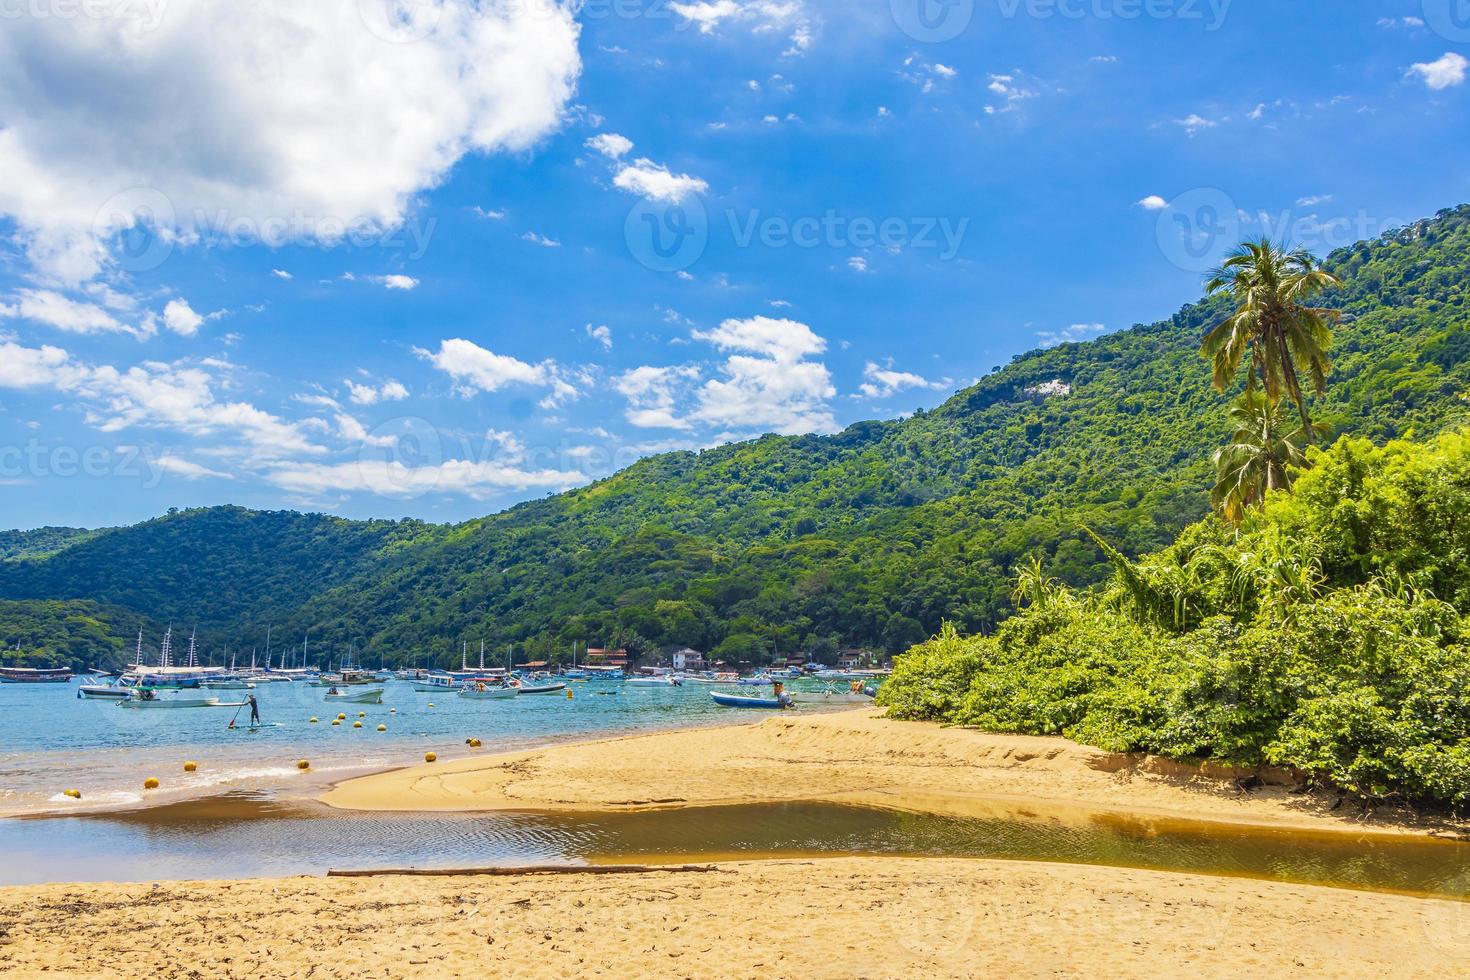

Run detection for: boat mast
[[461, 641, 468, 672], [186, 627, 198, 669], [479, 640, 485, 671], [264, 626, 272, 671], [133, 629, 144, 670], [160, 626, 172, 669]]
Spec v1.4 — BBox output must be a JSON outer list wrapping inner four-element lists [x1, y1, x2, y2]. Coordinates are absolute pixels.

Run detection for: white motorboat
[[626, 675, 681, 687], [458, 683, 518, 700], [516, 681, 567, 695], [77, 682, 134, 700], [117, 689, 231, 709], [412, 674, 459, 692], [323, 687, 384, 704]]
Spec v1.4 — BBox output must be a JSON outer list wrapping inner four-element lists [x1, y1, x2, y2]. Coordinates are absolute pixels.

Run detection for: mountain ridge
[[5, 205, 1470, 669]]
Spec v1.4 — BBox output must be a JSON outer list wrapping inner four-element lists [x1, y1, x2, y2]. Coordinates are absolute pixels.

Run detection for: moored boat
[[516, 681, 567, 695], [0, 666, 74, 683], [710, 691, 792, 709], [323, 687, 384, 704]]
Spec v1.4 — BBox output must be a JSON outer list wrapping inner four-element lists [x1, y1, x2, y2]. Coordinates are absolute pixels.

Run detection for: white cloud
[[368, 274, 419, 290], [155, 455, 234, 481], [586, 323, 613, 350], [345, 378, 409, 405], [271, 269, 293, 280], [848, 256, 870, 273], [692, 315, 826, 361], [689, 316, 835, 434], [265, 457, 587, 500], [857, 361, 948, 399], [669, 1, 812, 55], [415, 338, 576, 407], [1175, 113, 1218, 135], [162, 298, 219, 337], [586, 133, 634, 159], [0, 0, 581, 284], [1038, 323, 1108, 347], [1295, 194, 1334, 208], [0, 339, 322, 459], [612, 159, 709, 203], [521, 231, 562, 248], [2, 288, 136, 336], [1408, 52, 1468, 91], [1136, 195, 1168, 211], [612, 364, 702, 429], [471, 206, 506, 220]]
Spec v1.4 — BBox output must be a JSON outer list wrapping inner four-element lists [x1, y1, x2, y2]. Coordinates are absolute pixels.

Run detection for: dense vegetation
[[3, 206, 1470, 671], [879, 429, 1470, 808]]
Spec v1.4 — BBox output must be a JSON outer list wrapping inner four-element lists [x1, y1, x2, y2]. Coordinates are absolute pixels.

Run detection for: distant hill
[[0, 527, 101, 562], [4, 206, 1470, 670]]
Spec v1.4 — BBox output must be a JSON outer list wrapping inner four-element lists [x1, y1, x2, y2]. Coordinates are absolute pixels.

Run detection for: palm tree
[[1201, 240, 1342, 437], [1210, 391, 1326, 524]]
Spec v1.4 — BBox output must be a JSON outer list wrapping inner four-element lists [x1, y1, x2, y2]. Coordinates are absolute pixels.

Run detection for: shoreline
[[322, 707, 1468, 840]]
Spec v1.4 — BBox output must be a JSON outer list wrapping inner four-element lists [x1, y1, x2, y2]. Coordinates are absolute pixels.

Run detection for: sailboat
[[117, 628, 240, 708]]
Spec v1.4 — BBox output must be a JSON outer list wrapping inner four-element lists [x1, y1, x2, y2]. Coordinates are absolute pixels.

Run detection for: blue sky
[[0, 0, 1467, 528]]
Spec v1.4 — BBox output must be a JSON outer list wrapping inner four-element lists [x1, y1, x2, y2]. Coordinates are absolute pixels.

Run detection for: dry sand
[[4, 857, 1469, 979], [7, 708, 1470, 978], [323, 707, 1457, 836]]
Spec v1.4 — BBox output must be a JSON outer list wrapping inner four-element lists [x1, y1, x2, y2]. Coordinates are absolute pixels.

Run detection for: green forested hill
[[4, 206, 1470, 670]]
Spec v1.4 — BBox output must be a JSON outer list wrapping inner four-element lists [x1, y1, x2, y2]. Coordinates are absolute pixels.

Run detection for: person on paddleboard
[[247, 694, 260, 726]]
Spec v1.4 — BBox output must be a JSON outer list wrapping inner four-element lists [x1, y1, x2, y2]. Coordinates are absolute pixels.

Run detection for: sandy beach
[[323, 707, 1461, 836], [6, 708, 1470, 978]]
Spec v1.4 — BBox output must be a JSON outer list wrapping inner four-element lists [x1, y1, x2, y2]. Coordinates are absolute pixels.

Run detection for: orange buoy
[[183, 761, 198, 773], [297, 759, 310, 770], [424, 752, 437, 763], [143, 777, 160, 790]]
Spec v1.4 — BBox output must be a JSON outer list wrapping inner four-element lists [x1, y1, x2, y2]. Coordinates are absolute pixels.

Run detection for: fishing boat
[[324, 686, 384, 704], [516, 681, 567, 695], [710, 691, 792, 709], [78, 680, 135, 699], [412, 673, 459, 692], [0, 666, 73, 683]]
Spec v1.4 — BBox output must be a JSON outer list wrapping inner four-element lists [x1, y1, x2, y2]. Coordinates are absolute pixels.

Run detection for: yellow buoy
[[64, 789, 81, 799], [390, 708, 397, 714], [468, 738, 482, 748], [143, 777, 160, 790], [353, 720, 363, 728], [337, 713, 346, 720], [424, 752, 437, 763], [297, 759, 310, 770], [309, 717, 319, 724], [183, 761, 197, 773], [358, 711, 366, 718], [376, 724, 386, 732], [427, 702, 435, 708], [331, 719, 341, 726], [566, 687, 574, 699]]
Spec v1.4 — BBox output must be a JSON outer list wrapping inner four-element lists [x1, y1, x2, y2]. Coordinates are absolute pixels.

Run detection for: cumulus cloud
[[1136, 195, 1168, 210], [162, 298, 220, 337], [155, 455, 234, 481], [669, 1, 813, 55], [613, 364, 702, 429], [415, 338, 576, 408], [612, 159, 709, 203], [2, 288, 136, 336], [690, 316, 835, 434], [586, 133, 634, 159], [0, 0, 582, 283], [1408, 52, 1468, 90], [0, 339, 322, 459], [857, 361, 948, 399], [345, 378, 409, 406], [367, 274, 419, 290]]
